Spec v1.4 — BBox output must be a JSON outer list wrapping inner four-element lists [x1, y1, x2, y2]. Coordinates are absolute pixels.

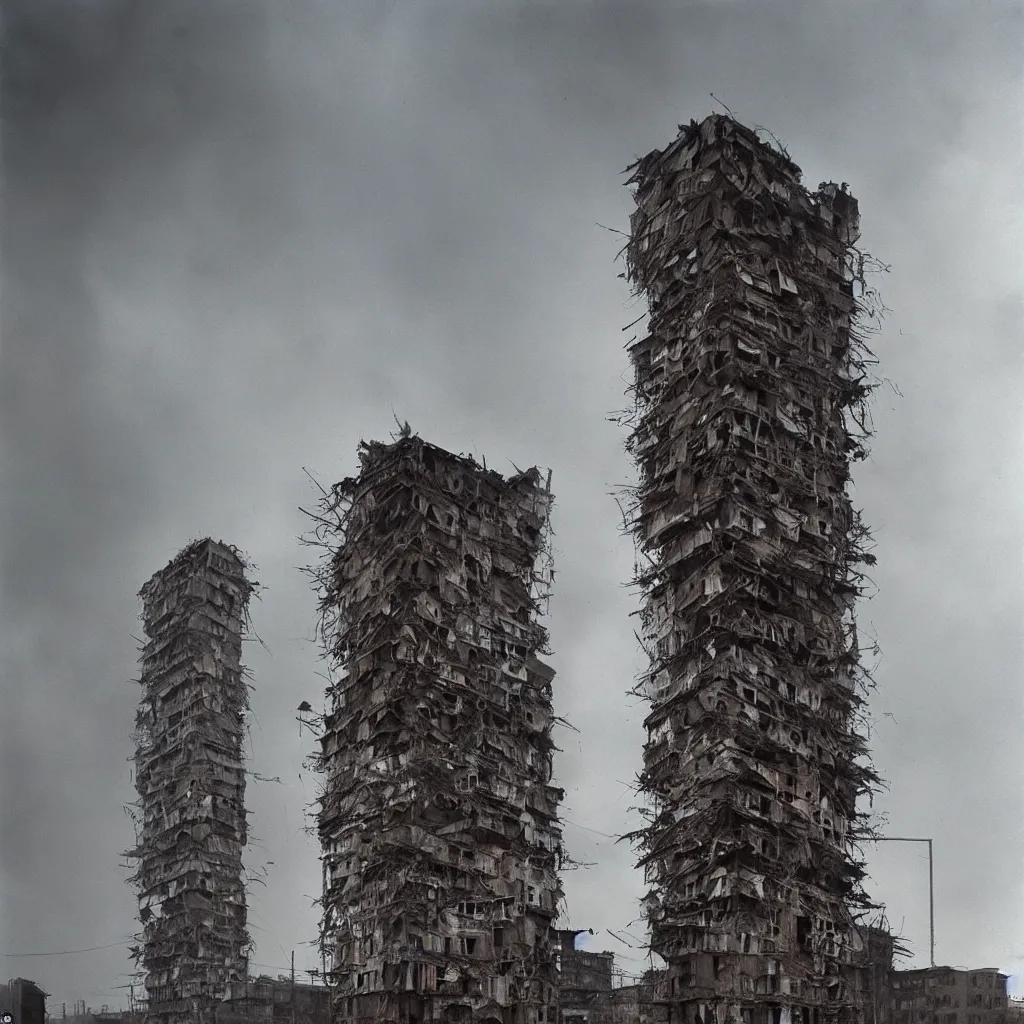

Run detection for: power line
[[250, 958, 324, 972], [2, 940, 130, 957], [562, 818, 620, 840]]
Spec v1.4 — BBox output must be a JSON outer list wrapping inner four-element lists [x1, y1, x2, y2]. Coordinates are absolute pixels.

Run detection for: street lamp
[[869, 836, 934, 968]]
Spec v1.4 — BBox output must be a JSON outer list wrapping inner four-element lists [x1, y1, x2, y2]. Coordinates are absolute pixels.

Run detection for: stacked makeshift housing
[[309, 435, 563, 1024], [128, 539, 255, 1024], [623, 115, 882, 1024]]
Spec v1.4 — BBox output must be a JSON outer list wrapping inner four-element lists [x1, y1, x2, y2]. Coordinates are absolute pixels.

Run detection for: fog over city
[[1, 0, 1021, 1012]]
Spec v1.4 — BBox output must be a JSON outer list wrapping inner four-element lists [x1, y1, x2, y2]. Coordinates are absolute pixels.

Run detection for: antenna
[[709, 93, 736, 118]]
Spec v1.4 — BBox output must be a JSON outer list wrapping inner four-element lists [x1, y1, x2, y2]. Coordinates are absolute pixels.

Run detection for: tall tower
[[623, 115, 881, 1024], [309, 436, 563, 1024], [128, 539, 255, 1024]]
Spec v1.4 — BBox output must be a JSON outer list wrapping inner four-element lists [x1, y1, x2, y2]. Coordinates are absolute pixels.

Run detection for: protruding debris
[[126, 539, 256, 1024], [305, 436, 564, 1024], [622, 113, 885, 1023]]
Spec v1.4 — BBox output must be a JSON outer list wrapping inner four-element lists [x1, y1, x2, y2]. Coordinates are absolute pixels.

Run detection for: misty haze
[[1, 3, 1021, 1024]]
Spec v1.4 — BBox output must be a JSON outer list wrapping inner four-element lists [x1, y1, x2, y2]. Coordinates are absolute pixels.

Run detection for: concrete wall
[[1, 979, 47, 1024], [892, 968, 1008, 1024]]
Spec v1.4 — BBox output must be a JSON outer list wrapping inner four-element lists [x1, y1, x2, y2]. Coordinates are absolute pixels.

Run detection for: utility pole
[[321, 944, 329, 1024], [871, 836, 935, 967], [291, 951, 296, 1024]]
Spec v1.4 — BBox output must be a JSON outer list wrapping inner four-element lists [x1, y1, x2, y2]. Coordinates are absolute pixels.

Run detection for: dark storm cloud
[[0, 0, 282, 998], [2, 0, 165, 972], [2, 0, 1020, 1007]]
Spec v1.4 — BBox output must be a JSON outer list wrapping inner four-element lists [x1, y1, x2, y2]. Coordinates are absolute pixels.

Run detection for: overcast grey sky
[[2, 0, 1022, 1010]]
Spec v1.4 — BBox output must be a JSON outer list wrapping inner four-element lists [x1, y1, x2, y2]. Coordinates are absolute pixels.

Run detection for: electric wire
[[1, 940, 132, 958]]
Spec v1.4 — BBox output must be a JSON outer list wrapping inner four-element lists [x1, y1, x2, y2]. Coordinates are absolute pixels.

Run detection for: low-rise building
[[604, 974, 662, 1024], [52, 977, 328, 1024], [219, 976, 329, 1024], [556, 924, 1012, 1024], [0, 979, 47, 1024], [558, 932, 614, 995], [892, 967, 1008, 1024], [556, 931, 662, 1024]]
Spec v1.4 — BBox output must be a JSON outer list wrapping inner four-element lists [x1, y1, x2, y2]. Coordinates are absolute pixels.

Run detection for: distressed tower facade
[[128, 539, 255, 1024], [309, 436, 563, 1024], [623, 115, 881, 1024]]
